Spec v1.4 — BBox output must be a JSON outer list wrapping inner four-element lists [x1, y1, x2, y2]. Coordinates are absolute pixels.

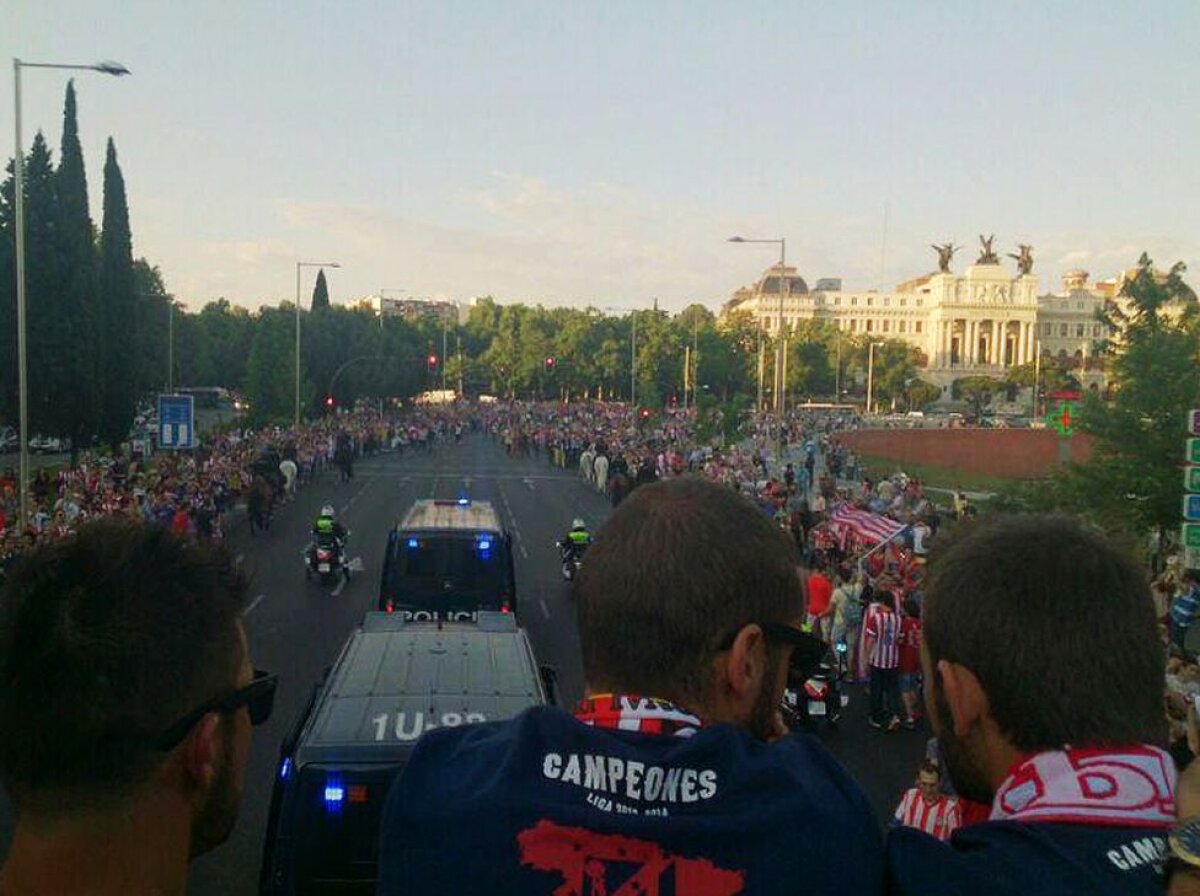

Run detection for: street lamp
[[866, 341, 885, 416], [728, 236, 787, 413], [295, 261, 341, 428], [13, 57, 129, 530], [604, 305, 642, 407]]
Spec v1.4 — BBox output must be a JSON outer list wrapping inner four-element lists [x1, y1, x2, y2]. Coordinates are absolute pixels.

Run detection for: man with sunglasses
[[0, 517, 276, 896], [379, 477, 882, 894]]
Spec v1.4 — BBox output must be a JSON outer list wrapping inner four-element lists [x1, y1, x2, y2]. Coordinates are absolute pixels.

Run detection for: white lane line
[[523, 477, 535, 491], [330, 577, 347, 597], [519, 543, 529, 559], [243, 594, 266, 616], [235, 553, 244, 567], [539, 598, 550, 620]]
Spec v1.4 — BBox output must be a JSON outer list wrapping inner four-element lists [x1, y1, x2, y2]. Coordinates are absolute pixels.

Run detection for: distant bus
[[175, 386, 245, 412], [173, 387, 246, 434]]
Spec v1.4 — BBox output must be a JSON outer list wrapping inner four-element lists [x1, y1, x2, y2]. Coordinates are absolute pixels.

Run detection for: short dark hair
[[923, 514, 1164, 752], [0, 518, 249, 809], [918, 758, 941, 778], [576, 477, 804, 700]]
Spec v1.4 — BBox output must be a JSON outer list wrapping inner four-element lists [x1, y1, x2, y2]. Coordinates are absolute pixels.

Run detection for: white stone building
[[720, 254, 1117, 380]]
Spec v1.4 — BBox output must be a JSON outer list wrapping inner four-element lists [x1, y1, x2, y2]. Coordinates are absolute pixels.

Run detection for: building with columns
[[720, 250, 1118, 383]]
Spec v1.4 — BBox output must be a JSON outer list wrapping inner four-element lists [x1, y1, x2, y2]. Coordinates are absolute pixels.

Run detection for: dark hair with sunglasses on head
[[0, 517, 270, 896]]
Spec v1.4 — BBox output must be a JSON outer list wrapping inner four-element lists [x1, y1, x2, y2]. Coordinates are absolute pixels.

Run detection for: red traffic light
[[544, 356, 555, 370], [427, 353, 439, 370], [324, 396, 334, 408]]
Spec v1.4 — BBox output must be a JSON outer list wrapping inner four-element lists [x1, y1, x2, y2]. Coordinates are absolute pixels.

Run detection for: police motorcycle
[[781, 635, 848, 732], [556, 518, 591, 581], [305, 505, 350, 587]]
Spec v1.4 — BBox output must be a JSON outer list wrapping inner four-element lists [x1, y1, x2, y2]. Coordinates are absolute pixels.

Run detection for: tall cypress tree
[[99, 138, 135, 447], [311, 268, 330, 311], [55, 80, 100, 449], [0, 161, 15, 427], [24, 133, 72, 440]]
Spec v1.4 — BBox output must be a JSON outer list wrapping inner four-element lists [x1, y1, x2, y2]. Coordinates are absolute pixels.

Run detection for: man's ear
[[181, 713, 223, 792], [935, 659, 989, 738], [713, 625, 768, 703]]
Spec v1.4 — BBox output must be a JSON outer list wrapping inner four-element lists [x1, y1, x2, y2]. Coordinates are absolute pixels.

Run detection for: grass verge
[[854, 453, 1016, 495]]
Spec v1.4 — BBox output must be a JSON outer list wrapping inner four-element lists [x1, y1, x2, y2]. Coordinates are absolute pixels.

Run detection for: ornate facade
[[720, 248, 1116, 379]]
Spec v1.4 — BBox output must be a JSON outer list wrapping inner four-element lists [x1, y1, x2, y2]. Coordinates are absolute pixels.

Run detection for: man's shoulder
[[888, 820, 1168, 896]]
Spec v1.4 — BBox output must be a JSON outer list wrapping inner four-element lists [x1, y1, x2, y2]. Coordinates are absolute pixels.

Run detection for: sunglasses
[[718, 622, 828, 680], [156, 669, 278, 751]]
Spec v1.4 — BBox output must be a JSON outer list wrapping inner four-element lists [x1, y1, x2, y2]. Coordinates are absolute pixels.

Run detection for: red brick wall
[[836, 428, 1094, 479]]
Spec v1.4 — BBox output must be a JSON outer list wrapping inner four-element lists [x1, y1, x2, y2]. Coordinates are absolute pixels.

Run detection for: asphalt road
[[0, 433, 929, 894]]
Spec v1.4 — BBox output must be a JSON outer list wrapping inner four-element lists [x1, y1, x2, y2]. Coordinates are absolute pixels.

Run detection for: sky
[[6, 0, 1200, 313]]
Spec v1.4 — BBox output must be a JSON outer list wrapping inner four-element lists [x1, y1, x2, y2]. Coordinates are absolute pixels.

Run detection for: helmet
[[320, 504, 335, 519], [572, 518, 586, 530]]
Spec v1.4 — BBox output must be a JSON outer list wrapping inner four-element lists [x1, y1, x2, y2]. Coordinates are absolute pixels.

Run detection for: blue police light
[[279, 757, 292, 780], [324, 781, 345, 806], [457, 498, 470, 506], [406, 538, 419, 549], [477, 539, 491, 552]]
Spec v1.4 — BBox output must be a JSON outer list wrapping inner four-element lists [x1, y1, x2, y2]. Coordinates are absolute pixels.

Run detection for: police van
[[378, 498, 517, 620], [259, 611, 553, 894]]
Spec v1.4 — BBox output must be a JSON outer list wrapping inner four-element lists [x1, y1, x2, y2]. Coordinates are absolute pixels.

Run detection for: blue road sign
[[158, 394, 195, 450]]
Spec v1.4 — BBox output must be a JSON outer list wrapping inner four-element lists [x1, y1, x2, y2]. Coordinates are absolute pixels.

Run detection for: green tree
[[1007, 255, 1199, 537], [952, 375, 1003, 419], [98, 138, 135, 447], [244, 306, 296, 422], [23, 133, 73, 441], [311, 268, 330, 311], [55, 81, 101, 450], [905, 378, 943, 411], [0, 161, 15, 426], [131, 259, 171, 395]]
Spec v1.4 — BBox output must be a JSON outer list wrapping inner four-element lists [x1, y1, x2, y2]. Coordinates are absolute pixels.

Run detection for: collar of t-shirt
[[575, 694, 703, 738]]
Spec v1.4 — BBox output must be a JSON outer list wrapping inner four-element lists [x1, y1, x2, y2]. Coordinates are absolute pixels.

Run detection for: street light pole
[[728, 235, 788, 412], [295, 261, 341, 429], [866, 341, 884, 415], [12, 57, 129, 531]]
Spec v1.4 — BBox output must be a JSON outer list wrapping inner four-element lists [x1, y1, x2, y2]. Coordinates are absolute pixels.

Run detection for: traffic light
[[324, 396, 334, 408], [544, 356, 555, 372], [427, 353, 439, 372]]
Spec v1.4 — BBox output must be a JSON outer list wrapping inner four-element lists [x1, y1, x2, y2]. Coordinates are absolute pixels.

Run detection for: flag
[[829, 504, 907, 545]]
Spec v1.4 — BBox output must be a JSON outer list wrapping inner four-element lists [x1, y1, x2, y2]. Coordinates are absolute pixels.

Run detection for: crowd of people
[[0, 410, 399, 581], [2, 398, 1199, 894]]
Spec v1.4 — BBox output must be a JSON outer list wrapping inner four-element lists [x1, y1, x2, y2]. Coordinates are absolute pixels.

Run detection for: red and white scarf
[[575, 694, 702, 738], [991, 745, 1177, 828]]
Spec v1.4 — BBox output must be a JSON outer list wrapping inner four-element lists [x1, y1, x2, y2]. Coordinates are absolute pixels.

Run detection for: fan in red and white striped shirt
[[893, 760, 961, 842]]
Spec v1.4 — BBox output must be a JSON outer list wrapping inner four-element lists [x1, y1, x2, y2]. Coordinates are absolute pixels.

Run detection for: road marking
[[523, 477, 535, 491], [235, 553, 244, 567], [519, 542, 529, 559], [243, 594, 266, 616], [330, 577, 347, 597], [347, 556, 365, 572], [540, 598, 550, 620]]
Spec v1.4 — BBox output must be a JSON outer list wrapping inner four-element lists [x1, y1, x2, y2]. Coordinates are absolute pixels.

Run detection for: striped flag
[[829, 504, 907, 545]]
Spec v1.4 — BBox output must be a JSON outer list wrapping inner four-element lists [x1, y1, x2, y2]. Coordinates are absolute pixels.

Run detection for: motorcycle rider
[[309, 504, 348, 571], [559, 517, 592, 565]]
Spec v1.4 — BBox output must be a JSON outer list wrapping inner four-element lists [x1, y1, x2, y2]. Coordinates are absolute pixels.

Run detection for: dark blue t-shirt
[[378, 705, 883, 895], [888, 818, 1169, 895]]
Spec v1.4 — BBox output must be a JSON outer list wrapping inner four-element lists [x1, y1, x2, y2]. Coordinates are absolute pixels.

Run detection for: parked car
[[29, 435, 69, 454], [0, 427, 17, 452]]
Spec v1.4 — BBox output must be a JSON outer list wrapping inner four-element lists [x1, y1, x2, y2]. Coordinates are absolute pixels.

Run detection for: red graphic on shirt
[[518, 819, 745, 896]]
